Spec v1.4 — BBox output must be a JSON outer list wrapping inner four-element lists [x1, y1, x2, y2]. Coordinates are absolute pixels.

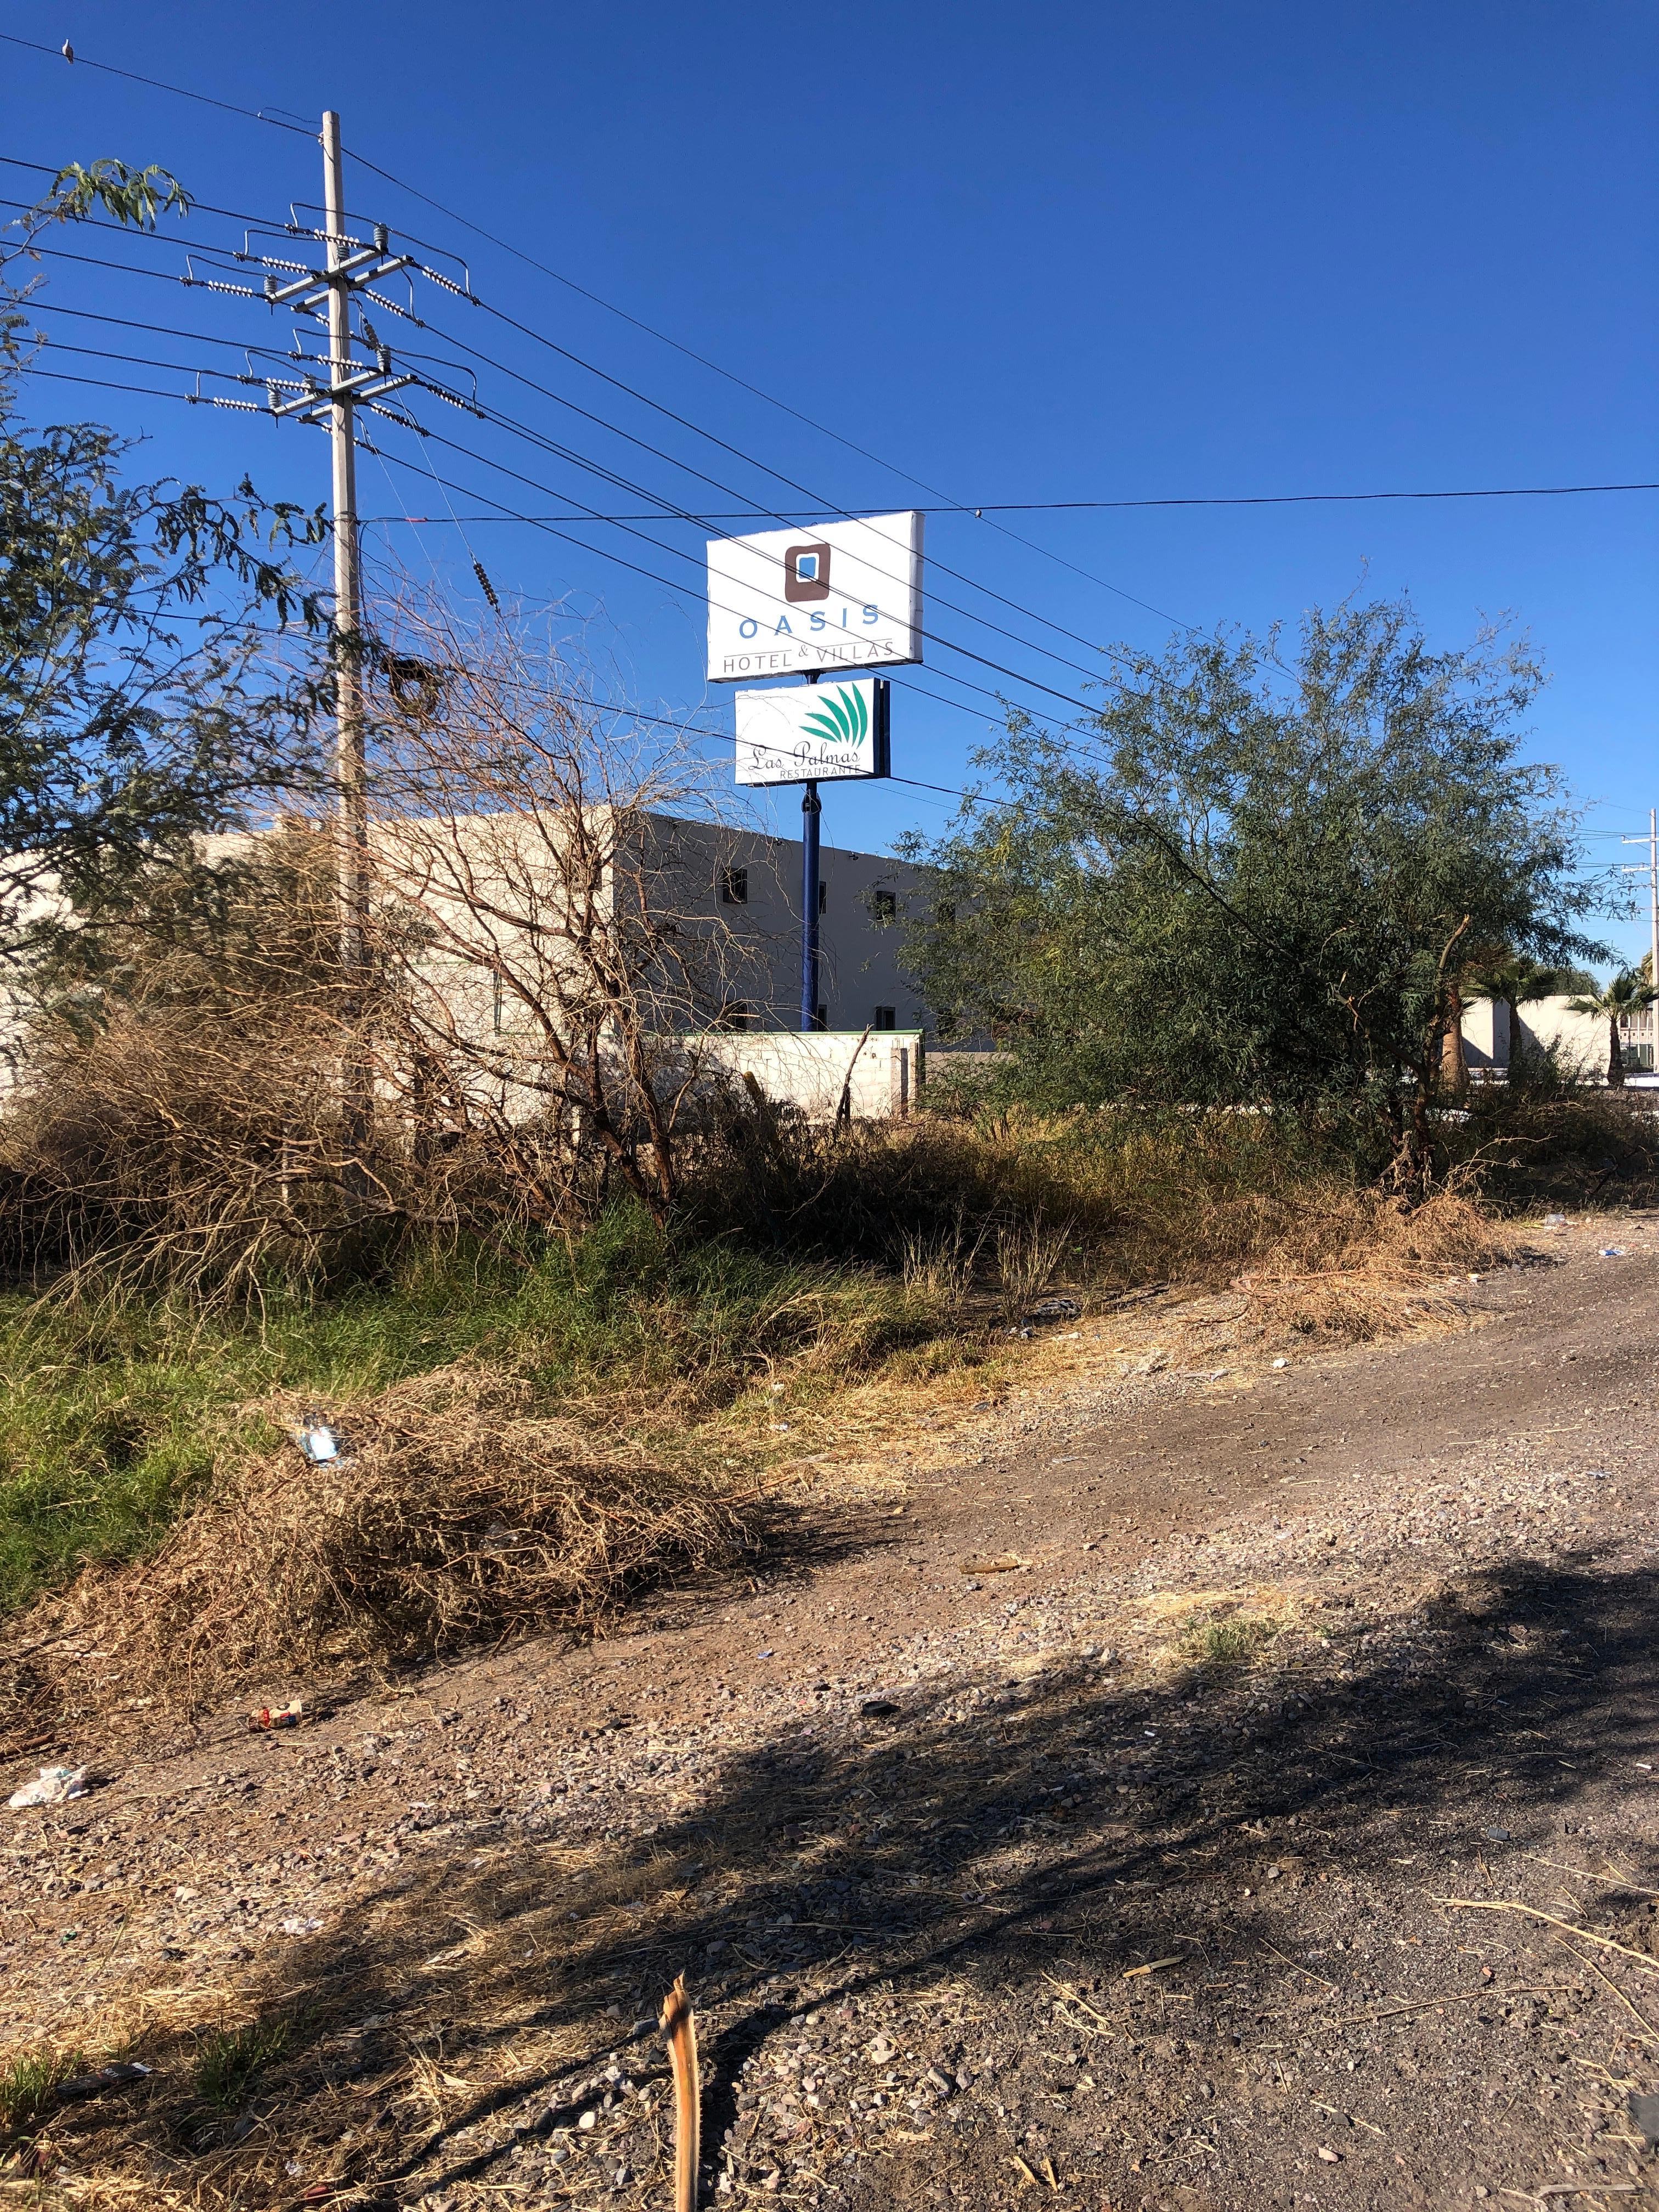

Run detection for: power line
[[19, 211, 1139, 698], [23, 295, 1658, 519], [20, 195, 1184, 679], [341, 138, 1197, 635], [0, 32, 313, 135], [0, 154, 292, 232]]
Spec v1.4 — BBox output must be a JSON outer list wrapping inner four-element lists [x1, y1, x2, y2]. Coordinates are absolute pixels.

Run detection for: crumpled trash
[[249, 1698, 309, 1732], [1543, 1212, 1567, 1227], [279, 1915, 323, 1936], [1600, 1246, 1628, 1257], [1026, 1295, 1082, 1323], [55, 2062, 151, 2103], [8, 1765, 88, 1809], [292, 1415, 343, 1464], [1483, 1825, 1512, 1842]]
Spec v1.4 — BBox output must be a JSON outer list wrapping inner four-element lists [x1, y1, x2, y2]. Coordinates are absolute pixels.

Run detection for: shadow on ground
[[23, 1550, 1659, 2210]]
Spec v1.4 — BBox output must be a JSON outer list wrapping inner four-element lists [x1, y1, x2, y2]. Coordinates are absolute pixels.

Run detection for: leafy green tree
[[1565, 970, 1656, 1088], [0, 161, 326, 967], [904, 597, 1601, 1184]]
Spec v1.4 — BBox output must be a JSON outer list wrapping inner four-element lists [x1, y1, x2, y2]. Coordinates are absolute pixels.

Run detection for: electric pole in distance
[[1621, 807, 1659, 1070], [192, 112, 481, 1173]]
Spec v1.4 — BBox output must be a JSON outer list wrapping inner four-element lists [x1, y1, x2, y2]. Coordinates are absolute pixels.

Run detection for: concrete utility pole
[[321, 112, 367, 1007], [1621, 809, 1659, 1070], [186, 122, 484, 1161]]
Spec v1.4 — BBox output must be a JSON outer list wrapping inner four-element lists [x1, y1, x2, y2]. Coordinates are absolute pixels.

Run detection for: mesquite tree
[[904, 597, 1603, 1187]]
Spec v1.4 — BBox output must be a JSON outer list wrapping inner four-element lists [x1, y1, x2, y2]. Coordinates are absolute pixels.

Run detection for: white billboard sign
[[707, 511, 923, 682], [734, 678, 891, 787]]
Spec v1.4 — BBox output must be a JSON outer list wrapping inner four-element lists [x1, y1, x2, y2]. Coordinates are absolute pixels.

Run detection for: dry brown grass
[[1233, 1185, 1520, 1343], [15, 1364, 765, 1722]]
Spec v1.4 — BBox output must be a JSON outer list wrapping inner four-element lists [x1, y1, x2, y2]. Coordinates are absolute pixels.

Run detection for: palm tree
[[1463, 953, 1564, 1073], [1565, 970, 1658, 1088]]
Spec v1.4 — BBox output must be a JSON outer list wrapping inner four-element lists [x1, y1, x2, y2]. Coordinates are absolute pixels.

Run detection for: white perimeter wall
[[684, 1030, 922, 1121]]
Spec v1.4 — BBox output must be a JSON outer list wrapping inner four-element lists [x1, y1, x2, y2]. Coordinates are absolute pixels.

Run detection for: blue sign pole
[[800, 778, 821, 1031]]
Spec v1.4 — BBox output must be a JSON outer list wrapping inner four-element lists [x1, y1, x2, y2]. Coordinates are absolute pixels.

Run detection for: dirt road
[[7, 1214, 1659, 2210]]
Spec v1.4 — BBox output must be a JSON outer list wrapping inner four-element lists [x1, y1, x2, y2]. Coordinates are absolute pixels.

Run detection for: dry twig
[[660, 1974, 700, 2212]]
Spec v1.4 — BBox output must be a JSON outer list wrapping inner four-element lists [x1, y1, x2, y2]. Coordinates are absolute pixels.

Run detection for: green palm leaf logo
[[800, 684, 868, 748]]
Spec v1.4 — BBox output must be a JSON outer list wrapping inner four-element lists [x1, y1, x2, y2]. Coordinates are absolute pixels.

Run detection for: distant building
[[1462, 994, 1656, 1080], [642, 814, 930, 1035]]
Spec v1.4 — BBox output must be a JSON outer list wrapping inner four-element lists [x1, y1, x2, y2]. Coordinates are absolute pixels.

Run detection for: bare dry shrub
[[19, 1363, 763, 1718], [0, 601, 764, 1293], [359, 595, 752, 1224]]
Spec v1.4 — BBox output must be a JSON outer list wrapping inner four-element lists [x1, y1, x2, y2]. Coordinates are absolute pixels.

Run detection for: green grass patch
[[0, 1205, 948, 1618], [192, 2020, 289, 2110], [0, 2046, 86, 2136], [1181, 1613, 1283, 1669]]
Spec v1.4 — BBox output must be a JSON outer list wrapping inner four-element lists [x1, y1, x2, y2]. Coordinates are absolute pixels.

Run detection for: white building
[[1461, 994, 1655, 1080]]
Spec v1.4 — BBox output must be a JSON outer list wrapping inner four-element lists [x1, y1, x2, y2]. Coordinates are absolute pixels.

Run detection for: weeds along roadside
[[0, 1095, 1641, 1720]]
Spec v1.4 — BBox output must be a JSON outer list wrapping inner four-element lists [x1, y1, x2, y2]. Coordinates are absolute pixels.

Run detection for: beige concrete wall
[[681, 1029, 922, 1121]]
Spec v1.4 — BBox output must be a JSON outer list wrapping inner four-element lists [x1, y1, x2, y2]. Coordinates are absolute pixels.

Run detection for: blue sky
[[4, 2, 1656, 961]]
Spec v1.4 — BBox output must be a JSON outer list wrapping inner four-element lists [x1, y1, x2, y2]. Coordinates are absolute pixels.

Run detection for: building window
[[720, 1001, 753, 1032], [870, 888, 897, 925], [811, 1003, 828, 1032], [872, 1006, 896, 1030], [720, 866, 748, 906], [817, 879, 827, 916], [935, 899, 956, 926]]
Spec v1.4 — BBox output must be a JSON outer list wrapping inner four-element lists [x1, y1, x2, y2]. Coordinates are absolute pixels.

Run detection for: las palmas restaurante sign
[[733, 677, 891, 786]]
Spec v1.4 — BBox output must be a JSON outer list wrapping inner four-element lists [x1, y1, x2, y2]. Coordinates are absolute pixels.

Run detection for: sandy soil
[[6, 1211, 1659, 2211]]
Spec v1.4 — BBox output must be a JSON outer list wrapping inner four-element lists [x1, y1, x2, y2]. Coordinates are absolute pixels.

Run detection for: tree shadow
[[36, 1551, 1659, 2208]]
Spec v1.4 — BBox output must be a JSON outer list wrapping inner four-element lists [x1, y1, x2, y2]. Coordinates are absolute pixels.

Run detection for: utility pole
[[194, 114, 454, 1167], [1620, 808, 1659, 1071], [321, 112, 366, 1019]]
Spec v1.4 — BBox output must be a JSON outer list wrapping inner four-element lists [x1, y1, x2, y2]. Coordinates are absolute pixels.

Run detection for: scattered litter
[[54, 2063, 151, 2103], [1483, 1826, 1512, 1842], [1587, 1469, 1612, 1481], [859, 1700, 901, 1720], [1027, 1296, 1082, 1323], [293, 1415, 343, 1464], [1630, 2091, 1659, 2147], [250, 1697, 310, 1731], [1316, 2145, 1342, 2164], [8, 1765, 88, 1809], [278, 1915, 323, 1936], [1543, 1212, 1567, 1227], [1122, 1955, 1183, 1978], [1599, 1246, 1627, 1258], [1271, 1357, 1289, 1370], [769, 1421, 792, 1434], [758, 1649, 775, 1659]]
